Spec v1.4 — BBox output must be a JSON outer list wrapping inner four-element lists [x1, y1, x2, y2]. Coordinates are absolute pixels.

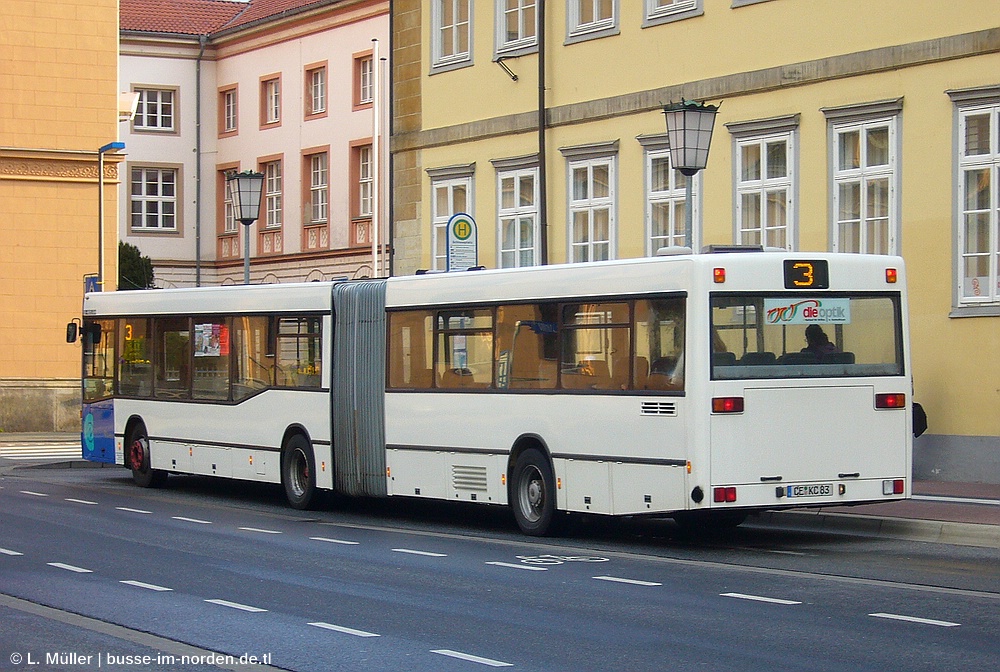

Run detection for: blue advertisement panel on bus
[[82, 398, 115, 463]]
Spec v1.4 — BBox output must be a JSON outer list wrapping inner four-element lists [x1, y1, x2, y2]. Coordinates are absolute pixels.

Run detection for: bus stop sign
[[446, 213, 478, 272]]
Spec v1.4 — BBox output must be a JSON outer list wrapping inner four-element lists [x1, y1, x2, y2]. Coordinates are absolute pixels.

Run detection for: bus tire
[[281, 434, 317, 510], [127, 422, 167, 488], [510, 448, 558, 536]]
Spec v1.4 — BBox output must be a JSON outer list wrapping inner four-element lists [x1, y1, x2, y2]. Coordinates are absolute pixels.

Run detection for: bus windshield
[[710, 293, 903, 379]]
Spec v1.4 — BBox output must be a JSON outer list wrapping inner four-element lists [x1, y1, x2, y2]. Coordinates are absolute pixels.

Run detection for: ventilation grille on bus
[[640, 401, 677, 416], [452, 465, 489, 492]]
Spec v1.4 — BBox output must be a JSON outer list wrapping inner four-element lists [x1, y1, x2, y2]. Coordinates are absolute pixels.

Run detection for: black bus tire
[[282, 434, 317, 510], [510, 448, 558, 536], [127, 422, 167, 488]]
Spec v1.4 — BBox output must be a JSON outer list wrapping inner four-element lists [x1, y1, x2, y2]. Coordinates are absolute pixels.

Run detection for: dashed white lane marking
[[65, 498, 98, 505], [116, 507, 152, 514], [120, 580, 173, 592], [392, 548, 447, 557], [593, 575, 662, 587], [431, 649, 513, 667], [913, 494, 1000, 506], [238, 527, 281, 535], [48, 562, 93, 574], [204, 599, 267, 613], [485, 561, 547, 571], [308, 622, 380, 638], [721, 592, 802, 605], [0, 547, 24, 556], [310, 537, 360, 545], [20, 491, 48, 497], [172, 516, 212, 525], [869, 612, 961, 627]]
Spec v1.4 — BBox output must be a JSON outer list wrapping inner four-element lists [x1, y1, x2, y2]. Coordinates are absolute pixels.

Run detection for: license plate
[[786, 483, 832, 498]]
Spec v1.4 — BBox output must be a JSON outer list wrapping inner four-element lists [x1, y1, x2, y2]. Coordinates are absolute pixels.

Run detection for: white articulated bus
[[73, 251, 913, 535]]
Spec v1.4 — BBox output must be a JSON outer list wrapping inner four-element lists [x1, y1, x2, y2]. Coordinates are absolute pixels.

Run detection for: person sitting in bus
[[802, 324, 839, 358]]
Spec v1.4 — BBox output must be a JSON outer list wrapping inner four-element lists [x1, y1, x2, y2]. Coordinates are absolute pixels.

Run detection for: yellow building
[[391, 1, 1000, 483], [0, 0, 122, 431]]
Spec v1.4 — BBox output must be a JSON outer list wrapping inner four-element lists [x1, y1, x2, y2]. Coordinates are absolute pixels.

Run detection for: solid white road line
[[47, 562, 93, 574], [204, 599, 267, 613], [593, 575, 662, 587], [238, 527, 282, 535], [869, 612, 961, 627], [172, 516, 212, 525], [913, 494, 1000, 506], [485, 561, 547, 571], [116, 507, 152, 514], [392, 548, 447, 557], [0, 547, 24, 556], [65, 498, 98, 505], [310, 537, 360, 545], [120, 580, 173, 592], [308, 622, 380, 638], [431, 650, 513, 667], [721, 592, 802, 605]]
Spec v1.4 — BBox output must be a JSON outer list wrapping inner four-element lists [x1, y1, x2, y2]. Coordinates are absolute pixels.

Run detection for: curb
[[755, 509, 1000, 549]]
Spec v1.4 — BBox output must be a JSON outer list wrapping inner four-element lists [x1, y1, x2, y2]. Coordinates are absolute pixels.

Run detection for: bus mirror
[[66, 320, 79, 343]]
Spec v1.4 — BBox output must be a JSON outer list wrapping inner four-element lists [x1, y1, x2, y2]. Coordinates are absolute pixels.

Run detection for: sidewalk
[[2, 433, 998, 546]]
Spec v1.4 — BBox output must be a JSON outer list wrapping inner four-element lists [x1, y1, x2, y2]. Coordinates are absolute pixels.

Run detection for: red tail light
[[712, 397, 744, 413], [714, 487, 737, 503], [713, 267, 726, 283], [885, 268, 898, 284], [875, 393, 905, 409]]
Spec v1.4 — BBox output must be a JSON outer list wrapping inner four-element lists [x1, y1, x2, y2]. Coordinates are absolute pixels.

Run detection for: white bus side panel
[[385, 392, 689, 515]]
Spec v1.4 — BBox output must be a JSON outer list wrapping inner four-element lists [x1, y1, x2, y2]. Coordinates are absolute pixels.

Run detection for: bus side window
[[634, 298, 685, 392], [495, 303, 557, 390], [232, 316, 271, 400], [387, 311, 434, 389], [118, 318, 152, 397], [153, 317, 191, 399]]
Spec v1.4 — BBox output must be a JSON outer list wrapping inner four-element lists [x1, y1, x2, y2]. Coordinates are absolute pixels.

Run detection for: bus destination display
[[783, 259, 829, 289]]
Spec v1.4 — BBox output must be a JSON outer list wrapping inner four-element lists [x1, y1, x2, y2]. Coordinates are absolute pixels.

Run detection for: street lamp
[[97, 141, 125, 291], [662, 99, 720, 250], [226, 170, 264, 285]]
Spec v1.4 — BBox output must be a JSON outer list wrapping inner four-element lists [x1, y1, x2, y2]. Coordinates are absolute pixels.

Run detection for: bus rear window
[[710, 294, 903, 380]]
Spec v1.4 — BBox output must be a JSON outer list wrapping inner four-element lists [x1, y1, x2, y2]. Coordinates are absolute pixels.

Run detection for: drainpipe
[[537, 0, 548, 266], [195, 34, 207, 286]]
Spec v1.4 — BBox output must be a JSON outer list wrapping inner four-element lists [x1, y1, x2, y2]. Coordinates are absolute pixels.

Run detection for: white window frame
[[951, 90, 1000, 309], [496, 165, 539, 268], [562, 142, 617, 263], [496, 0, 537, 57], [567, 0, 618, 43], [222, 89, 237, 134], [309, 68, 326, 115], [310, 153, 328, 225], [358, 145, 373, 218], [639, 137, 698, 254], [428, 165, 475, 271], [643, 0, 701, 28], [358, 57, 374, 105], [130, 166, 178, 231], [263, 160, 283, 230], [735, 132, 795, 250], [133, 89, 175, 132], [431, 0, 473, 72], [264, 79, 280, 125]]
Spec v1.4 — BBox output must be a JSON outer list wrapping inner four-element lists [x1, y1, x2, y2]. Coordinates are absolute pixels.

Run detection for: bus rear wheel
[[282, 434, 317, 510], [510, 448, 558, 536], [127, 423, 166, 488]]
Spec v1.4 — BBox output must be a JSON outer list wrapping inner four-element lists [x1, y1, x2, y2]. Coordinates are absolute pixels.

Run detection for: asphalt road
[[1, 460, 998, 672]]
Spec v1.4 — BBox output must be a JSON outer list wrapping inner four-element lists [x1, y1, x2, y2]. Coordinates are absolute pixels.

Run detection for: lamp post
[[226, 170, 265, 285], [97, 141, 125, 291], [662, 100, 720, 251]]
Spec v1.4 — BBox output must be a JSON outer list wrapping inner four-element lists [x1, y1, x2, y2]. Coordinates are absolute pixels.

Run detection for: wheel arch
[[122, 415, 147, 468], [507, 433, 555, 492]]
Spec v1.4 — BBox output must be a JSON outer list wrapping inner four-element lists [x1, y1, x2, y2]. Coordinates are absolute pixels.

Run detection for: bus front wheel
[[510, 448, 558, 536], [282, 434, 317, 510], [127, 423, 166, 488]]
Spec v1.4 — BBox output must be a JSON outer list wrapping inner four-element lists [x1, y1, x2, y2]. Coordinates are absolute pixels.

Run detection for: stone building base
[[0, 379, 80, 433]]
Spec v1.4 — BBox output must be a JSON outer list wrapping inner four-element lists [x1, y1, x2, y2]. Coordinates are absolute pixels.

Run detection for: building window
[[428, 167, 474, 271], [736, 133, 794, 249], [956, 101, 1000, 305], [130, 167, 178, 231], [133, 89, 175, 132], [310, 153, 329, 224], [219, 86, 237, 136], [262, 160, 282, 229], [496, 0, 537, 56], [260, 75, 281, 127], [567, 0, 618, 42], [432, 0, 472, 72], [358, 145, 373, 218], [305, 65, 326, 118], [641, 141, 695, 254], [355, 54, 373, 108], [497, 167, 539, 268], [568, 156, 615, 263], [349, 143, 375, 247], [831, 118, 896, 255], [643, 0, 701, 27]]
